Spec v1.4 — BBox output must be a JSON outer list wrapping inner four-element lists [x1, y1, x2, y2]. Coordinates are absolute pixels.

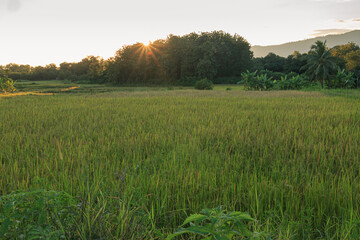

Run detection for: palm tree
[[302, 41, 338, 88]]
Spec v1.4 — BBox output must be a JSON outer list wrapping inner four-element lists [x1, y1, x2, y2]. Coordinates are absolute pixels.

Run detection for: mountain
[[251, 30, 360, 58]]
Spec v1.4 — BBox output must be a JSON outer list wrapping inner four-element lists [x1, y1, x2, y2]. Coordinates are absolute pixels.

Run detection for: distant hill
[[251, 30, 360, 58]]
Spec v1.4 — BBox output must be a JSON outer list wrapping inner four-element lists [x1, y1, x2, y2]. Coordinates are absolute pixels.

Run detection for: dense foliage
[[167, 207, 257, 240], [301, 41, 338, 88], [239, 71, 310, 90], [251, 41, 360, 89], [0, 189, 77, 239], [0, 70, 16, 93], [327, 68, 357, 89], [105, 31, 252, 85]]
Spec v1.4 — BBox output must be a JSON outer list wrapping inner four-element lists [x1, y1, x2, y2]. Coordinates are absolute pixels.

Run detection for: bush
[[275, 75, 308, 90], [327, 69, 356, 89], [167, 206, 261, 240], [0, 189, 78, 239], [239, 71, 274, 90], [0, 71, 16, 93], [258, 70, 285, 81], [195, 78, 214, 90], [238, 70, 257, 90], [241, 71, 313, 91], [0, 188, 153, 239], [257, 74, 274, 90]]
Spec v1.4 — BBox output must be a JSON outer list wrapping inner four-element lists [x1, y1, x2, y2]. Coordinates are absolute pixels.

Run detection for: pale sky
[[0, 0, 359, 66]]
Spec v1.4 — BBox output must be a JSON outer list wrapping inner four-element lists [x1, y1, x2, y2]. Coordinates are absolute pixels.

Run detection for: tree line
[[1, 31, 252, 85], [250, 41, 360, 88], [1, 31, 359, 88]]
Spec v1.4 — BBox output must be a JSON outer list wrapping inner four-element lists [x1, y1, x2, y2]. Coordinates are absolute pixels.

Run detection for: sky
[[0, 0, 359, 66]]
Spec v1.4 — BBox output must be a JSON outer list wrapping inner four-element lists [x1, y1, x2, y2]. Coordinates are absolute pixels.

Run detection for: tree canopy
[[302, 41, 338, 88], [105, 31, 253, 85]]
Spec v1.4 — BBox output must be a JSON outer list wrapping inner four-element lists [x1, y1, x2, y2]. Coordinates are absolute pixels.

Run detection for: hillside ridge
[[251, 30, 360, 57]]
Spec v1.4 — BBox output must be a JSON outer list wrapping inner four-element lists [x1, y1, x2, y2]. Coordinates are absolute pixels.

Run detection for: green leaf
[[0, 218, 11, 235], [229, 212, 255, 221], [203, 237, 212, 240], [182, 214, 208, 226], [214, 233, 230, 240], [185, 225, 212, 235], [166, 229, 196, 240]]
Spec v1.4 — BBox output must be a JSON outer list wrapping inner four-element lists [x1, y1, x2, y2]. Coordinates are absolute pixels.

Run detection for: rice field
[[0, 83, 360, 239]]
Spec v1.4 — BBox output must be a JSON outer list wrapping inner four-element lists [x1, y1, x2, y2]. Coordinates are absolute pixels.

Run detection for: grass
[[1, 80, 360, 239]]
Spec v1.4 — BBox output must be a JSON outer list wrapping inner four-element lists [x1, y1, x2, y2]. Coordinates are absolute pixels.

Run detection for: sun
[[142, 41, 151, 47]]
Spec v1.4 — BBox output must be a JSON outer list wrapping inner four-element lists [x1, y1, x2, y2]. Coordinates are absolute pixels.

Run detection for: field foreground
[[1, 83, 360, 239]]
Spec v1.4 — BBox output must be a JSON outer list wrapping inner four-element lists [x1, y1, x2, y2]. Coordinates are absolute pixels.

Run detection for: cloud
[[310, 28, 352, 37], [335, 18, 360, 23]]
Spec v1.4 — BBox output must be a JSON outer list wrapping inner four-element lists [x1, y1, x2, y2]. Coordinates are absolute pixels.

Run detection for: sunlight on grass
[[0, 91, 54, 98]]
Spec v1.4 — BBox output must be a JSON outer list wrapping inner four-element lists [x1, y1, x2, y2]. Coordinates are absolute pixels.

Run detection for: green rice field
[[1, 82, 360, 239]]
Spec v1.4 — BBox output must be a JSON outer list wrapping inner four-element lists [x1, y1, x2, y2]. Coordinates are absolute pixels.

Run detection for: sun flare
[[142, 41, 151, 47]]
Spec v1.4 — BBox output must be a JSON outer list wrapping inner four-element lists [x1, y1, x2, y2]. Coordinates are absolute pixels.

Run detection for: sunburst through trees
[[105, 31, 252, 85]]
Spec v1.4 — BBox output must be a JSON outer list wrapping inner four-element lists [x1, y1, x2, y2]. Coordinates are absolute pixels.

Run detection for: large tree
[[106, 31, 252, 85], [302, 41, 337, 88]]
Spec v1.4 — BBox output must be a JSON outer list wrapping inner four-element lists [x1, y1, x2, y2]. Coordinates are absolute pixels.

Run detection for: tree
[[331, 42, 359, 70], [30, 64, 58, 80], [284, 51, 308, 74], [262, 53, 286, 72], [344, 49, 360, 72], [106, 31, 252, 85], [302, 41, 337, 88]]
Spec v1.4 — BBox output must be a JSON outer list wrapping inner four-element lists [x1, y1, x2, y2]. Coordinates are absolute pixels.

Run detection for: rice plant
[[1, 86, 360, 239]]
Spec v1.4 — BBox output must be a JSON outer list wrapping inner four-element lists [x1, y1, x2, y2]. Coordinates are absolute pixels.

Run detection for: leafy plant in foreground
[[167, 206, 258, 240], [0, 189, 78, 239]]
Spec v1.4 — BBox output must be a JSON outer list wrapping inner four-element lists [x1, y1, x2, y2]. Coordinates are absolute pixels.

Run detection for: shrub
[[241, 71, 312, 91], [195, 78, 214, 90], [258, 70, 285, 81], [0, 188, 152, 239], [167, 206, 259, 240], [0, 189, 78, 239], [256, 74, 274, 90], [240, 71, 274, 90], [239, 70, 257, 90], [276, 75, 305, 90], [0, 71, 16, 93], [327, 69, 356, 89]]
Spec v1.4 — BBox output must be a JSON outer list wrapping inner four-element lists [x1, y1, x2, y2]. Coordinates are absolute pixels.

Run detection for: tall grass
[[1, 89, 360, 239]]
